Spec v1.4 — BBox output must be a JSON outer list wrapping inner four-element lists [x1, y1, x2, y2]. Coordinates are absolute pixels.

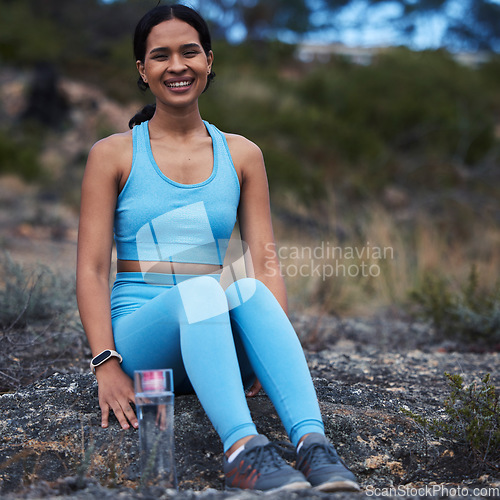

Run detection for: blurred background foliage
[[0, 0, 499, 325]]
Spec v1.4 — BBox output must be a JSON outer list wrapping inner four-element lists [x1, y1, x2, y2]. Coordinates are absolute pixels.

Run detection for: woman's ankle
[[225, 434, 258, 458]]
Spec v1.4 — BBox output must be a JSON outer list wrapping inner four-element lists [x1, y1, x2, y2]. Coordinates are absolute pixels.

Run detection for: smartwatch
[[90, 349, 123, 373]]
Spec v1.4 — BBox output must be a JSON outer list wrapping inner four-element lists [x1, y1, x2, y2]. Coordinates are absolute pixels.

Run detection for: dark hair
[[129, 4, 215, 128]]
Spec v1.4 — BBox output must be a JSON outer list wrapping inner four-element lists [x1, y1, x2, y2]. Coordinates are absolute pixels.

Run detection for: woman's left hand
[[245, 379, 262, 397]]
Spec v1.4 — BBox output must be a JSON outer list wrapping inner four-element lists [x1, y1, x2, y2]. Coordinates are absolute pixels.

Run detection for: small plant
[[402, 372, 500, 472], [76, 443, 95, 490], [0, 252, 75, 329], [409, 265, 500, 344]]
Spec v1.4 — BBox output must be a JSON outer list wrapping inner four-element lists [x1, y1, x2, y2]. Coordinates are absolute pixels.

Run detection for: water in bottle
[[135, 369, 177, 489]]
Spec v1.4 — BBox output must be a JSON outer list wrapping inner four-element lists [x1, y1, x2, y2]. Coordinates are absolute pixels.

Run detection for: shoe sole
[[272, 481, 312, 493], [314, 479, 361, 492], [226, 480, 311, 494]]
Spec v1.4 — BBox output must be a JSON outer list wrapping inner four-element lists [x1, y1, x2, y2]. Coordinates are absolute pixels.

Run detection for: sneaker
[[296, 433, 360, 492], [224, 435, 311, 492]]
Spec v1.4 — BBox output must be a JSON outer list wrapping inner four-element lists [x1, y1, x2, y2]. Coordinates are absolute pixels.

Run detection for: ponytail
[[128, 103, 156, 129]]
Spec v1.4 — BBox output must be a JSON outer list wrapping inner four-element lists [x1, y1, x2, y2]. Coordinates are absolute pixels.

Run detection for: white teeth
[[167, 81, 192, 88]]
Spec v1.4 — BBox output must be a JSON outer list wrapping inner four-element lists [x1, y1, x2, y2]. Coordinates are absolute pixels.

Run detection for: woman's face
[[137, 18, 213, 109]]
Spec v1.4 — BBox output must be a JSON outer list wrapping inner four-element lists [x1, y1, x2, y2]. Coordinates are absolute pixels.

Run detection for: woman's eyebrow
[[180, 43, 202, 51], [149, 43, 202, 55]]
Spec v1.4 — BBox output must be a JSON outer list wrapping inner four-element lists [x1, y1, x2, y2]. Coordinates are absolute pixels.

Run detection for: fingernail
[[133, 422, 139, 429]]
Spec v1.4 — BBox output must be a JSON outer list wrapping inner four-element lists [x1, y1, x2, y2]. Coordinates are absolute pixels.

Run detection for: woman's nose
[[168, 55, 187, 72]]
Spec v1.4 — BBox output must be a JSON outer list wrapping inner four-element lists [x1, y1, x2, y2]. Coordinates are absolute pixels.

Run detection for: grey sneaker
[[296, 433, 360, 492], [224, 435, 311, 492]]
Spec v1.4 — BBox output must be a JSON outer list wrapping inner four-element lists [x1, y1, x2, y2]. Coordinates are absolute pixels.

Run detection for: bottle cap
[[142, 370, 166, 392]]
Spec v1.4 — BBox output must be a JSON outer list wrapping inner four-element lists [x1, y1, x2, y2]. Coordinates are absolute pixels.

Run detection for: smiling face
[[136, 18, 214, 110]]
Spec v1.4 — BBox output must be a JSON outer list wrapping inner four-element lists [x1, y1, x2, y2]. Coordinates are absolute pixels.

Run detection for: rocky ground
[[0, 313, 499, 499]]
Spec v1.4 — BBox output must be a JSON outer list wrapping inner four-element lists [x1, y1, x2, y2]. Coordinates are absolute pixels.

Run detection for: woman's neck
[[148, 103, 206, 139]]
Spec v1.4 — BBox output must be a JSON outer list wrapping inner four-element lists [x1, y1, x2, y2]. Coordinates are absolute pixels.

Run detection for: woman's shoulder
[[87, 130, 133, 174], [85, 130, 133, 184], [221, 132, 267, 187], [89, 130, 133, 160], [223, 132, 264, 164]]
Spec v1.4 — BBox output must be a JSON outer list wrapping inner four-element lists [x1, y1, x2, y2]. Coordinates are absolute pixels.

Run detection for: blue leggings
[[111, 273, 324, 452]]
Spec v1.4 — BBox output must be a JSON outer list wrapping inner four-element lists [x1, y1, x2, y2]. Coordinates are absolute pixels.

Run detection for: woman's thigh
[[111, 275, 256, 393], [112, 283, 192, 391]]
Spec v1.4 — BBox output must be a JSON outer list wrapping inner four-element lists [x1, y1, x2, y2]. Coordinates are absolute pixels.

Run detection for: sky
[[189, 0, 454, 50]]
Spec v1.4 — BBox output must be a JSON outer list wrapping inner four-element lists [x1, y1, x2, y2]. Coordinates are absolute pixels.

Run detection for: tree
[[195, 0, 500, 51]]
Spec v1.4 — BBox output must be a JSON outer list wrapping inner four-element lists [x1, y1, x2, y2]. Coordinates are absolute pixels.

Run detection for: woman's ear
[[136, 60, 147, 83], [207, 51, 214, 73]]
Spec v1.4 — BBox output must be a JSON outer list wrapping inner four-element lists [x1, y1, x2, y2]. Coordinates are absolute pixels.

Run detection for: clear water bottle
[[134, 369, 177, 490]]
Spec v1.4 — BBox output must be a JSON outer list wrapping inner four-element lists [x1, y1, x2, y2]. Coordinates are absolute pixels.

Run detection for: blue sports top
[[113, 120, 240, 265]]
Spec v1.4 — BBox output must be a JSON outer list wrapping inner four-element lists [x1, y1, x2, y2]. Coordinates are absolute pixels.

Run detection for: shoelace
[[299, 442, 340, 468], [240, 442, 288, 474]]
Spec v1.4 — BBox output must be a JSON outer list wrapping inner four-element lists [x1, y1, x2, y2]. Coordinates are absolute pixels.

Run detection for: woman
[[76, 4, 359, 493]]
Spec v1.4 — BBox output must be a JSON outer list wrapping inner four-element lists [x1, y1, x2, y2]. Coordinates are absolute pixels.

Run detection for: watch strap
[[90, 349, 123, 373]]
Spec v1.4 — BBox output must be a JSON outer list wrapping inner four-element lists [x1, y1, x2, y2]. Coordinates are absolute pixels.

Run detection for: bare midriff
[[117, 259, 223, 276]]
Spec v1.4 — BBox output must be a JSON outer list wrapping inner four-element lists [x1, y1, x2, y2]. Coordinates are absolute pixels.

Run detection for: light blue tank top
[[113, 120, 240, 265]]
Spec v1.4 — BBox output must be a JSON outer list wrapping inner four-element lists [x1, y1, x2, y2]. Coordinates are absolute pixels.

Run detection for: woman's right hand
[[94, 359, 139, 430]]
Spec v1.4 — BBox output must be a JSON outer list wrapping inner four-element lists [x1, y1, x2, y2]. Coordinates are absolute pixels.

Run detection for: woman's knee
[[225, 277, 269, 309], [177, 275, 228, 323]]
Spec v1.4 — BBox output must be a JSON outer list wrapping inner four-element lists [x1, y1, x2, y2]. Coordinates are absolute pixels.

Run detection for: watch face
[[92, 350, 111, 365]]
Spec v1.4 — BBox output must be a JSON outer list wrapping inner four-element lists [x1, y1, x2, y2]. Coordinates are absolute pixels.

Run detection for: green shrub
[[409, 266, 500, 344], [0, 131, 43, 181], [403, 372, 500, 471], [198, 46, 500, 204]]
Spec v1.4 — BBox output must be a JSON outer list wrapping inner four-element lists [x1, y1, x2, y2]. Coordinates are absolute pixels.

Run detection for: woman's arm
[[76, 133, 138, 430], [226, 134, 290, 398], [227, 135, 289, 313]]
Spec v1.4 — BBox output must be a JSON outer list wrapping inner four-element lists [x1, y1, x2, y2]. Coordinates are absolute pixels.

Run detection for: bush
[[0, 131, 43, 181], [0, 2, 62, 65], [403, 372, 500, 472], [409, 266, 500, 344], [0, 253, 85, 392]]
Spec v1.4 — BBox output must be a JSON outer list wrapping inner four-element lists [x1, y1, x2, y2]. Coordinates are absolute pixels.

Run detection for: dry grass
[[272, 202, 500, 318]]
